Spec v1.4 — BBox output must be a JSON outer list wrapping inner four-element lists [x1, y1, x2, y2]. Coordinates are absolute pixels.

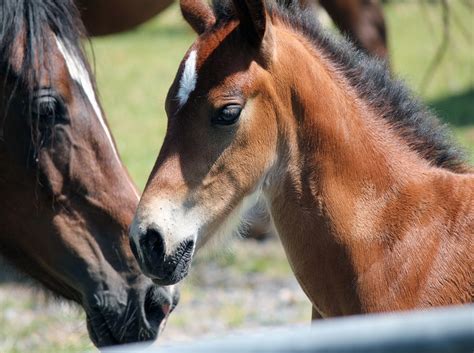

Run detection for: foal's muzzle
[[130, 227, 195, 286]]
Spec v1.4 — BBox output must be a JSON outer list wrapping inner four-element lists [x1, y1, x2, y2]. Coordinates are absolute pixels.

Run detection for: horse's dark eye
[[213, 105, 242, 126], [34, 96, 57, 116], [31, 90, 67, 125]]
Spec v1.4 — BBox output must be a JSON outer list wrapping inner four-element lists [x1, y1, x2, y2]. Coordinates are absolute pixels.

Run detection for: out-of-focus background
[[1, 1, 472, 352]]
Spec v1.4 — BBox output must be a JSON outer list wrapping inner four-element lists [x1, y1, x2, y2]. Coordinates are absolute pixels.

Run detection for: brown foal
[[130, 0, 472, 318]]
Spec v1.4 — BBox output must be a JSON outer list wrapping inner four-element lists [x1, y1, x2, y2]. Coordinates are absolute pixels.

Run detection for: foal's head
[[0, 0, 177, 346], [130, 0, 285, 285], [131, 0, 467, 286]]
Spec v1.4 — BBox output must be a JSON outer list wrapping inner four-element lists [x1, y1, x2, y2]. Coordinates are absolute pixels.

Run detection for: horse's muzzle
[[85, 281, 179, 347]]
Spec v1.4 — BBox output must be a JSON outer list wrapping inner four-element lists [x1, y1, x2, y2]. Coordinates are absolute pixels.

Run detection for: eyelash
[[212, 104, 242, 126]]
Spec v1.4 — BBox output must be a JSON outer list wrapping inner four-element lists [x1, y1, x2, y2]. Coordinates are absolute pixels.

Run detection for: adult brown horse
[[76, 0, 388, 60], [0, 0, 177, 346], [130, 0, 472, 318]]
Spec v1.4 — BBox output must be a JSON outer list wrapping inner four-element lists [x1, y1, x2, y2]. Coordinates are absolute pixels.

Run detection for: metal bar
[[106, 304, 474, 353]]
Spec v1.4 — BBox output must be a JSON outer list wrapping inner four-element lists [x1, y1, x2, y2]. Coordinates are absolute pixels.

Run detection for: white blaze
[[55, 36, 139, 200], [177, 50, 198, 108]]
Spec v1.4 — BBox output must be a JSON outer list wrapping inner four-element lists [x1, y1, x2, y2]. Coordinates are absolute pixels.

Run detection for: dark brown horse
[[76, 0, 388, 60], [0, 0, 177, 346], [130, 0, 472, 319]]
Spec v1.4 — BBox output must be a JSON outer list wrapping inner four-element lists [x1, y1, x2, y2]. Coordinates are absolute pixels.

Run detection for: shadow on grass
[[428, 88, 474, 126]]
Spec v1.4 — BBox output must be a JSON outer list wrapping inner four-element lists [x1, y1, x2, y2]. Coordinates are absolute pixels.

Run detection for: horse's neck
[[265, 31, 449, 315]]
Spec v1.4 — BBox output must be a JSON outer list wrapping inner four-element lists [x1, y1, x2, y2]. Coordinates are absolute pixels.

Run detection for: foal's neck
[[265, 28, 435, 316]]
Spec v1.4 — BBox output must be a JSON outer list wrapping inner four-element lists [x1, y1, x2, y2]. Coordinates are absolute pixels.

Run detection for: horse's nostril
[[143, 286, 167, 330]]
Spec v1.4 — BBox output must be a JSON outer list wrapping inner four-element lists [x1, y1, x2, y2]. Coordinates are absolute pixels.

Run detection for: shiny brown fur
[[131, 0, 473, 318], [0, 0, 177, 346]]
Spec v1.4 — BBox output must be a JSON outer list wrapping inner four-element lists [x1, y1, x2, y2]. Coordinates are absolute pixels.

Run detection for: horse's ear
[[232, 0, 270, 47], [180, 0, 216, 34]]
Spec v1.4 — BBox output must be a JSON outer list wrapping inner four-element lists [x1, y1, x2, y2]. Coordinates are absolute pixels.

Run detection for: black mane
[[212, 0, 468, 172], [0, 0, 86, 88]]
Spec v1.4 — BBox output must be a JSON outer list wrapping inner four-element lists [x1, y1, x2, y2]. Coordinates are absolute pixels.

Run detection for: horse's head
[[131, 0, 286, 285], [0, 0, 178, 346]]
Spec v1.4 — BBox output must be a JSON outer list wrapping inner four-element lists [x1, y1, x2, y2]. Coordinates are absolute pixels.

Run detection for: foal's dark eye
[[212, 104, 242, 126], [31, 90, 68, 125]]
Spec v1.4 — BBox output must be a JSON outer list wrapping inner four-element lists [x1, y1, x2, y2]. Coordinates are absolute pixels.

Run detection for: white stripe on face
[[177, 50, 198, 108], [55, 36, 139, 200]]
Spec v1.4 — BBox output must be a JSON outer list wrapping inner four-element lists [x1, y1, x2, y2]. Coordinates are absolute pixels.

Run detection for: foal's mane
[[211, 0, 469, 173]]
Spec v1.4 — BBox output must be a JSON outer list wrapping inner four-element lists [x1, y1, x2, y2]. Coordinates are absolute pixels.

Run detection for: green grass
[[89, 5, 196, 188], [90, 1, 473, 191], [386, 0, 474, 163], [0, 287, 93, 353]]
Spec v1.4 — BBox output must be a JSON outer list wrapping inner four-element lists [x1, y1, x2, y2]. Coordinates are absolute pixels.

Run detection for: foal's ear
[[232, 0, 272, 48], [180, 0, 216, 34]]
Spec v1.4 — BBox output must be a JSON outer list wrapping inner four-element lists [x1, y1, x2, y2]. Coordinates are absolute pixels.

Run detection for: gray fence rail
[[107, 304, 474, 353]]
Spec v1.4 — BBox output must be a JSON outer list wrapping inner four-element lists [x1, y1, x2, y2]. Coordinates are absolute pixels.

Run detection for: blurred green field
[[90, 1, 473, 190], [1, 1, 473, 352]]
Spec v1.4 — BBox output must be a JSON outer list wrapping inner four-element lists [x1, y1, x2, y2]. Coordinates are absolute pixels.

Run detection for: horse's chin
[[86, 312, 116, 347], [86, 309, 158, 347], [148, 258, 192, 286]]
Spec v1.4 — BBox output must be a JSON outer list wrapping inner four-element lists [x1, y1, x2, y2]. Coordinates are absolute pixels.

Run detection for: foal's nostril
[[140, 228, 165, 268]]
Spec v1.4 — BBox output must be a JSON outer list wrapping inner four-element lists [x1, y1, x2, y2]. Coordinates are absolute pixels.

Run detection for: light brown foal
[[130, 0, 473, 318]]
